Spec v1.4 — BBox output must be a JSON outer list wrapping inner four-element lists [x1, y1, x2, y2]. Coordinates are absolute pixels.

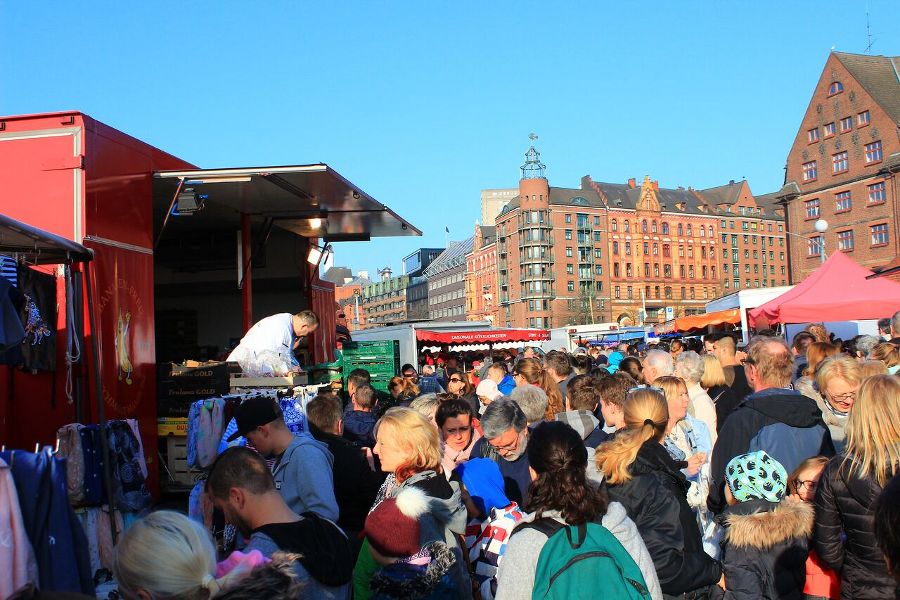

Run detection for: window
[[677, 223, 683, 236], [594, 249, 602, 259], [840, 117, 852, 132], [565, 247, 573, 257], [664, 264, 672, 277], [624, 220, 630, 233], [688, 246, 694, 259], [567, 281, 575, 292], [614, 286, 621, 299], [835, 191, 852, 212], [689, 265, 695, 278], [865, 141, 883, 164], [654, 264, 660, 277], [702, 265, 708, 278], [565, 214, 571, 223], [625, 242, 631, 255], [655, 286, 660, 299], [594, 216, 600, 225], [681, 286, 686, 299], [679, 245, 685, 257], [832, 151, 849, 174], [662, 222, 669, 235], [742, 221, 749, 231], [653, 243, 659, 255], [680, 265, 685, 278], [802, 161, 817, 181], [643, 242, 649, 254], [612, 241, 619, 255], [721, 233, 727, 243], [663, 244, 671, 258], [689, 287, 695, 300], [731, 234, 738, 248], [730, 220, 736, 229], [565, 230, 573, 240], [699, 226, 705, 238], [652, 220, 658, 233], [642, 220, 648, 233], [868, 181, 887, 204], [828, 81, 843, 95], [858, 110, 870, 126], [805, 198, 820, 219], [595, 265, 602, 275], [566, 264, 574, 275], [626, 264, 633, 277], [611, 219, 618, 232], [687, 224, 693, 237], [701, 246, 707, 259], [837, 230, 854, 251], [807, 128, 820, 143], [871, 223, 889, 247], [665, 287, 672, 299], [808, 236, 822, 257], [824, 122, 836, 137], [711, 266, 716, 278], [593, 231, 601, 242], [614, 263, 620, 277]]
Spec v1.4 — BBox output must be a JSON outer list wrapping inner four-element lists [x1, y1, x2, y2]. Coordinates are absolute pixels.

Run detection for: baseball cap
[[226, 396, 282, 442]]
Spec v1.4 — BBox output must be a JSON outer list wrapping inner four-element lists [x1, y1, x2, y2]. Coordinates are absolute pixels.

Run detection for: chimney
[[627, 178, 636, 189], [729, 179, 735, 185], [652, 180, 659, 191]]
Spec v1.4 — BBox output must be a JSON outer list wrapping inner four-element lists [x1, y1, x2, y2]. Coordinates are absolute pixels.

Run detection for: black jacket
[[606, 440, 722, 596], [708, 384, 740, 433], [814, 456, 899, 600], [714, 499, 813, 600], [709, 389, 835, 514], [310, 425, 385, 533]]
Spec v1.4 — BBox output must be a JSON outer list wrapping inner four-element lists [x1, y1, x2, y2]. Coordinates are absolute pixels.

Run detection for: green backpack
[[517, 518, 652, 600]]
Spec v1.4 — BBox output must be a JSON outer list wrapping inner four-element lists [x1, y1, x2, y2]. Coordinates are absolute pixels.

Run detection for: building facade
[[335, 272, 372, 330], [425, 238, 473, 321], [481, 188, 518, 227], [359, 270, 410, 328], [494, 145, 788, 328], [465, 224, 497, 323], [776, 51, 900, 283]]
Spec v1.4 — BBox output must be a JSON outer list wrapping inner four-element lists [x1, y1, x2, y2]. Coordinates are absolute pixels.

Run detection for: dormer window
[[828, 81, 844, 96]]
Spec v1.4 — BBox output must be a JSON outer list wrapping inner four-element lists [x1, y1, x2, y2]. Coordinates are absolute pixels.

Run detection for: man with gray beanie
[[470, 398, 531, 504]]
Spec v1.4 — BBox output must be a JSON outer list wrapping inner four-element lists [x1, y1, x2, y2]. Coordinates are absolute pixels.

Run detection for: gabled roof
[[591, 181, 708, 215], [833, 52, 900, 125], [500, 187, 604, 214], [423, 236, 475, 277], [698, 181, 744, 206]]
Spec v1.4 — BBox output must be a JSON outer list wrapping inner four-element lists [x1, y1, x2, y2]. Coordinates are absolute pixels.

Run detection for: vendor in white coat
[[227, 310, 318, 370]]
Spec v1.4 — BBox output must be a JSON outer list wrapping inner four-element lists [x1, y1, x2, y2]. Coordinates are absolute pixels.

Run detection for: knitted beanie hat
[[365, 487, 430, 558], [726, 450, 788, 503]]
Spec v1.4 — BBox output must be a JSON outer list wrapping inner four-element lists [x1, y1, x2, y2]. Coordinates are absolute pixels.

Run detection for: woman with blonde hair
[[595, 389, 722, 597], [354, 407, 470, 599], [860, 360, 888, 378], [795, 341, 841, 405], [114, 510, 277, 600], [815, 375, 900, 599], [814, 356, 862, 453], [700, 353, 739, 432], [870, 342, 900, 375], [387, 376, 417, 408], [512, 357, 563, 420]]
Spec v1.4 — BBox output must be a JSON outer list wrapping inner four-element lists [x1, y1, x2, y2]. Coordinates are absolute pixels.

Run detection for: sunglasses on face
[[449, 377, 463, 383]]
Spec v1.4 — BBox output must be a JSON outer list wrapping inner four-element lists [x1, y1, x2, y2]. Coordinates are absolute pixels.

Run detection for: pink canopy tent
[[749, 251, 900, 326]]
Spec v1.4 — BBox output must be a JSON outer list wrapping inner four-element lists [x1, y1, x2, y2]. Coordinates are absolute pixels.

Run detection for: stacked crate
[[341, 340, 401, 393]]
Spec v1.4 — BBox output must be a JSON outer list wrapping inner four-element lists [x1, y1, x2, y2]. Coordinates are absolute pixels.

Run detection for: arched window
[[681, 286, 686, 299], [642, 219, 648, 233], [662, 222, 670, 235], [624, 220, 631, 233], [654, 286, 660, 298], [707, 226, 713, 237], [699, 226, 705, 237], [652, 220, 658, 233], [611, 219, 618, 232], [687, 224, 693, 237], [690, 287, 696, 300], [677, 223, 684, 236], [665, 286, 672, 299], [828, 81, 843, 96]]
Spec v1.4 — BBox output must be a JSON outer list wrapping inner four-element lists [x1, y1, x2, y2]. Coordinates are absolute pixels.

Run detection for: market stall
[[656, 308, 741, 335]]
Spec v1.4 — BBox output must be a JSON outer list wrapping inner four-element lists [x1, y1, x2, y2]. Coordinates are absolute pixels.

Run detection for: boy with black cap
[[228, 396, 339, 521]]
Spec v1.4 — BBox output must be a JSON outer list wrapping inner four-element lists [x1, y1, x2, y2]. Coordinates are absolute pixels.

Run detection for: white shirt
[[227, 313, 298, 366], [686, 382, 717, 448]]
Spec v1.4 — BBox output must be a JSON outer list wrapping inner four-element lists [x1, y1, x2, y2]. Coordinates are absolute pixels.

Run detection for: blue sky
[[2, 1, 898, 277]]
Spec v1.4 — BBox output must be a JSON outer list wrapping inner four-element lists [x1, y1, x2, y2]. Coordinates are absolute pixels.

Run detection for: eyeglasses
[[449, 377, 464, 383], [797, 479, 818, 492], [740, 357, 756, 366], [489, 430, 522, 453], [827, 391, 856, 402]]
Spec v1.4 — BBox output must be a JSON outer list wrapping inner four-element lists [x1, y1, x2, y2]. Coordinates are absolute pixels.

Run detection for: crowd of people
[[107, 314, 900, 600]]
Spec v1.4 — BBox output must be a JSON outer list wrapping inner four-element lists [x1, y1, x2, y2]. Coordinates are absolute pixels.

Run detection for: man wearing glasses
[[470, 398, 531, 504], [708, 336, 834, 515]]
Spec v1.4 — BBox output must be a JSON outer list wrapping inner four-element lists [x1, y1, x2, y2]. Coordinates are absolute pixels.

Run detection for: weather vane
[[529, 133, 538, 142]]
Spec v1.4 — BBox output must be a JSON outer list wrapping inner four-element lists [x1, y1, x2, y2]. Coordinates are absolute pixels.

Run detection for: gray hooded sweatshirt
[[495, 502, 663, 600]]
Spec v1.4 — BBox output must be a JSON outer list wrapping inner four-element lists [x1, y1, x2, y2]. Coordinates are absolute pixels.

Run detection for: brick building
[[425, 238, 473, 321], [465, 224, 497, 323], [335, 271, 372, 330], [493, 145, 788, 328], [774, 51, 900, 282], [359, 269, 410, 328]]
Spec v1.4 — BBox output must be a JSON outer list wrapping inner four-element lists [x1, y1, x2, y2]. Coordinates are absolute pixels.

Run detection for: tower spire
[[520, 133, 547, 180]]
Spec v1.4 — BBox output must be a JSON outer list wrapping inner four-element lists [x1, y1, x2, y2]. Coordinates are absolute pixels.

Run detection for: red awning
[[415, 329, 550, 344]]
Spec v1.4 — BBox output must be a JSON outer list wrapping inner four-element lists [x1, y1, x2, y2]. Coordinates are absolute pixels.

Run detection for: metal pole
[[820, 236, 826, 265], [241, 213, 253, 333], [84, 261, 118, 545]]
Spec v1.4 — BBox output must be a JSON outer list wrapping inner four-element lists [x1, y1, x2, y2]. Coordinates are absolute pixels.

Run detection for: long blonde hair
[[595, 389, 668, 485], [375, 407, 442, 481], [700, 354, 727, 388], [113, 510, 238, 599], [842, 375, 900, 486], [515, 357, 564, 420], [804, 341, 840, 377]]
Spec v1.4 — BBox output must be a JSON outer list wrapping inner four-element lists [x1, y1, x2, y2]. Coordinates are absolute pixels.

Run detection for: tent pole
[[84, 261, 118, 545]]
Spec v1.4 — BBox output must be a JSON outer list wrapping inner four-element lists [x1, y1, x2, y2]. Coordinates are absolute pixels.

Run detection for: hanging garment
[[96, 505, 124, 571], [0, 450, 93, 594], [106, 421, 150, 512], [0, 277, 25, 353], [195, 398, 226, 469], [279, 396, 306, 435], [124, 419, 149, 480], [79, 425, 106, 506], [0, 255, 18, 287], [56, 424, 86, 506], [0, 457, 38, 598], [18, 266, 56, 372], [74, 508, 102, 577]]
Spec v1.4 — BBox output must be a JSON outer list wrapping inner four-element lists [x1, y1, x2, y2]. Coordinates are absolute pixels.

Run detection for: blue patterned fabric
[[79, 425, 106, 506], [106, 421, 150, 511]]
